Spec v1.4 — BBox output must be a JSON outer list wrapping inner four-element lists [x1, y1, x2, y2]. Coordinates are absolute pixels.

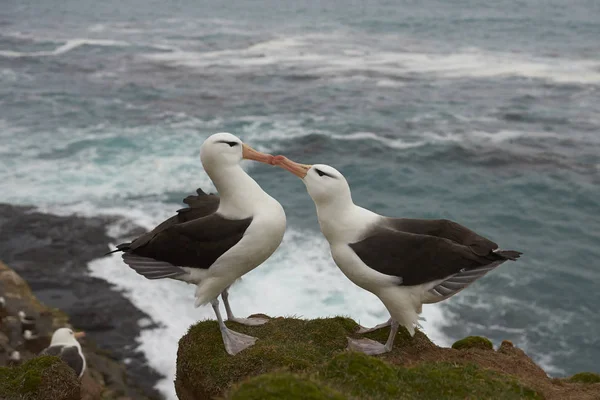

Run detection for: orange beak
[[273, 155, 312, 179], [242, 143, 274, 165], [74, 331, 86, 339]]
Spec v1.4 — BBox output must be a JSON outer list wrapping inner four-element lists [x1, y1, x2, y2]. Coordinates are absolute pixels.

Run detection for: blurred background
[[1, 0, 599, 398]]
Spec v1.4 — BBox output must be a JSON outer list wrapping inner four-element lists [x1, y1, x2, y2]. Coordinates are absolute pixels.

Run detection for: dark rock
[[0, 204, 162, 399]]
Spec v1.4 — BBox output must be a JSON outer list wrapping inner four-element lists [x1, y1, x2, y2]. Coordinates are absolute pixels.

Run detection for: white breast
[[220, 197, 286, 277], [330, 243, 400, 293], [317, 205, 399, 293]]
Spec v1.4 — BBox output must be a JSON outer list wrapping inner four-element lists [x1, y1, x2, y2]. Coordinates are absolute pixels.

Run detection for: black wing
[[40, 345, 85, 377], [122, 213, 253, 277], [384, 218, 498, 256], [349, 226, 520, 287], [111, 188, 220, 254], [40, 345, 63, 357]]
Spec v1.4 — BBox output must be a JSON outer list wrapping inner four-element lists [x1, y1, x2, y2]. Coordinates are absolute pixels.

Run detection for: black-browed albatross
[[39, 328, 86, 378], [273, 155, 522, 355], [110, 133, 286, 355]]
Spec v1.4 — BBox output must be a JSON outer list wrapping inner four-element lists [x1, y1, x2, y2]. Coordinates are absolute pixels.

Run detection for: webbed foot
[[220, 327, 258, 355], [346, 337, 391, 355], [356, 318, 392, 334], [228, 317, 269, 326]]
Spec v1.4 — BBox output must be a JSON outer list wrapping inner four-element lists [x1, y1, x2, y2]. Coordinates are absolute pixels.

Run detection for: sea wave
[[0, 38, 131, 58], [140, 33, 600, 84]]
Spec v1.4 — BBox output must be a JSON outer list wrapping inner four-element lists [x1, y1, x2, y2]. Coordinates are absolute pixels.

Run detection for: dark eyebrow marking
[[315, 169, 335, 178], [217, 140, 239, 147]]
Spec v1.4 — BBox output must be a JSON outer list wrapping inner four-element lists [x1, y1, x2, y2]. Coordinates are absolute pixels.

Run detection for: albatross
[[273, 156, 522, 355], [39, 328, 86, 378], [111, 133, 286, 355]]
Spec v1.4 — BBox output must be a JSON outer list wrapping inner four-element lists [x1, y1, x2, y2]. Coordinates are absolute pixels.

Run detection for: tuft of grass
[[452, 336, 494, 351], [227, 373, 345, 400], [568, 372, 600, 384], [321, 351, 400, 397], [395, 361, 542, 399], [0, 356, 80, 400], [319, 352, 542, 400]]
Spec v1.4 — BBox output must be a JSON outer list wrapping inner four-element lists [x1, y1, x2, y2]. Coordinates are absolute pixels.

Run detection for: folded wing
[[384, 218, 499, 256], [40, 345, 85, 377], [122, 214, 253, 278], [349, 223, 521, 300]]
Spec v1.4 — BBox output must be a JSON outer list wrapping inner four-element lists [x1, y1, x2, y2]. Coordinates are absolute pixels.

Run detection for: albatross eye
[[216, 140, 239, 147], [315, 169, 335, 178]]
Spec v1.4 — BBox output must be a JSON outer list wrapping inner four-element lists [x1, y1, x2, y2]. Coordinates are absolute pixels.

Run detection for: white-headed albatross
[[273, 155, 521, 355], [111, 133, 286, 355], [39, 328, 86, 378]]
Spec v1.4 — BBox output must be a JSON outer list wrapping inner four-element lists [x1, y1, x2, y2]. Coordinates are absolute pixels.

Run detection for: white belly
[[330, 243, 400, 293], [192, 203, 287, 306], [330, 243, 434, 336]]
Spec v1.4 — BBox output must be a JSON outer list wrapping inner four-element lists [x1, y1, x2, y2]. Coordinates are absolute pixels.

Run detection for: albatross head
[[200, 133, 273, 172], [273, 156, 352, 206], [51, 328, 85, 346]]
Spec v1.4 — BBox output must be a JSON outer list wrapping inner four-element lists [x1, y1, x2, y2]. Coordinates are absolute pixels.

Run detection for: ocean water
[[1, 0, 599, 397]]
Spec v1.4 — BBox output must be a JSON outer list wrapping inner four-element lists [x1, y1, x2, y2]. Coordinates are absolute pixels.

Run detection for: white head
[[273, 156, 353, 207], [50, 328, 85, 346], [200, 132, 273, 175]]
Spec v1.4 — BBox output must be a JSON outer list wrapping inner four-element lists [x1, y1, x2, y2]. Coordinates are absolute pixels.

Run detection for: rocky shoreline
[[0, 204, 163, 399]]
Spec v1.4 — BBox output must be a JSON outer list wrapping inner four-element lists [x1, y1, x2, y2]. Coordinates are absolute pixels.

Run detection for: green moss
[[452, 336, 494, 351], [0, 356, 58, 395], [228, 373, 345, 400], [176, 316, 357, 398], [395, 362, 541, 399], [178, 317, 544, 400], [319, 352, 541, 400], [0, 356, 79, 400], [568, 372, 600, 384], [321, 351, 400, 397]]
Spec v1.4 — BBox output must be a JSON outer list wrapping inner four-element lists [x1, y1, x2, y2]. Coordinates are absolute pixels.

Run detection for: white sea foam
[[327, 131, 424, 150], [239, 117, 425, 151], [0, 38, 130, 58], [141, 33, 600, 85], [375, 79, 406, 88]]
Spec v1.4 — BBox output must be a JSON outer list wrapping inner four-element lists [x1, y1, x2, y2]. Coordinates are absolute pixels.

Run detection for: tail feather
[[494, 250, 522, 261], [104, 242, 131, 256], [122, 253, 186, 280]]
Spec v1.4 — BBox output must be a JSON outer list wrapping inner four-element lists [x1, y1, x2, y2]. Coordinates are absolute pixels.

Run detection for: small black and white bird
[[39, 328, 86, 378], [274, 156, 522, 355], [110, 133, 286, 355]]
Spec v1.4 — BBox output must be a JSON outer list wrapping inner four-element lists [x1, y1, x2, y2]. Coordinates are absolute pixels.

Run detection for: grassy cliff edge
[[176, 316, 600, 400], [0, 356, 80, 400]]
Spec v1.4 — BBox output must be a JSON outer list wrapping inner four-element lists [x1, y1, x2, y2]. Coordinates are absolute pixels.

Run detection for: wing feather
[[349, 223, 521, 290]]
